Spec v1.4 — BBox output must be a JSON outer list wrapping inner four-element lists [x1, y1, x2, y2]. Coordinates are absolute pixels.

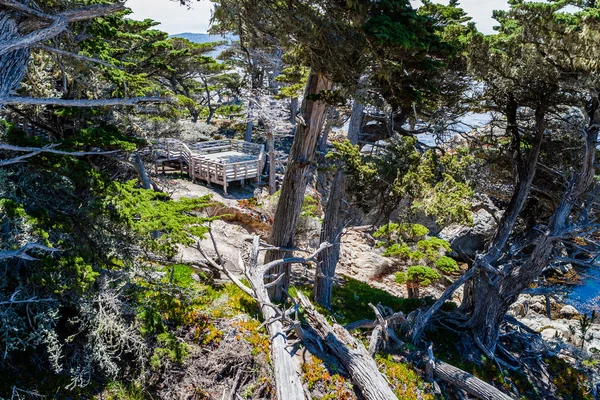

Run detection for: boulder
[[541, 328, 559, 341], [439, 195, 499, 257], [560, 305, 580, 319]]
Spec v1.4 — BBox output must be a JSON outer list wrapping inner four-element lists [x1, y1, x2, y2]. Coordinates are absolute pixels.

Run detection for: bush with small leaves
[[435, 256, 459, 274]]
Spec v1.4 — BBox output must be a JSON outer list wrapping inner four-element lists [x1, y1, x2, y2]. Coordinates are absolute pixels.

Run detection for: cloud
[[125, 0, 214, 34]]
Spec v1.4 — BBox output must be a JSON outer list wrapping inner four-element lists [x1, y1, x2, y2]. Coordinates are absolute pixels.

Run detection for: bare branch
[[0, 243, 59, 261], [0, 144, 120, 167], [0, 96, 169, 107]]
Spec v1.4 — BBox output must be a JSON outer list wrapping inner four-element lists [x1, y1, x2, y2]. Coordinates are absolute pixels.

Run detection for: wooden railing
[[151, 138, 265, 195]]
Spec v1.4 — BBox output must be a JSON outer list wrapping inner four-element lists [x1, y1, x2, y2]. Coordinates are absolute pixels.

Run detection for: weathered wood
[[314, 95, 364, 307], [0, 96, 167, 106], [265, 70, 333, 302], [152, 138, 265, 192], [133, 152, 152, 190], [432, 358, 513, 400], [297, 292, 398, 400]]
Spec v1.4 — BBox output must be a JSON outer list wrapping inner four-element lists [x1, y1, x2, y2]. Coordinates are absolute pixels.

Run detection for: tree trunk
[[290, 96, 298, 133], [421, 99, 600, 352], [133, 152, 152, 190], [433, 358, 513, 400], [313, 98, 364, 307], [411, 102, 548, 346], [245, 104, 253, 142], [265, 70, 333, 302], [245, 238, 305, 400], [205, 107, 215, 124], [268, 131, 276, 195], [317, 106, 336, 153], [0, 13, 30, 100]]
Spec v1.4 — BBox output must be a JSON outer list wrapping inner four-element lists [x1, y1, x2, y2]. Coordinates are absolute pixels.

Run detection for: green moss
[[150, 332, 189, 369], [306, 277, 437, 325], [545, 357, 594, 399]]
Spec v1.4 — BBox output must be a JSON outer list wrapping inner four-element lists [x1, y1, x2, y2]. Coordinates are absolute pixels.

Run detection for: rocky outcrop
[[439, 195, 500, 257], [510, 294, 600, 353]]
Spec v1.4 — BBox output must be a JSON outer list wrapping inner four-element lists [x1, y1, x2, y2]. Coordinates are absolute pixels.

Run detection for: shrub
[[417, 237, 451, 261], [406, 266, 441, 286], [435, 256, 459, 274]]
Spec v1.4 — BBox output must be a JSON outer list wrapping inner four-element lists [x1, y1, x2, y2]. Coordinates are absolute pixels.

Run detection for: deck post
[[256, 160, 261, 183], [179, 151, 184, 176], [191, 159, 195, 182]]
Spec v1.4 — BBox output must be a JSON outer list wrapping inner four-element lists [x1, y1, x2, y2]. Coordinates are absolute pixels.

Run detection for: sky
[[125, 0, 509, 35]]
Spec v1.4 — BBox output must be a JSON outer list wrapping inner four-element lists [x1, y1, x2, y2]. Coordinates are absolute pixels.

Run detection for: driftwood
[[430, 354, 513, 400], [296, 292, 398, 400], [199, 233, 332, 400]]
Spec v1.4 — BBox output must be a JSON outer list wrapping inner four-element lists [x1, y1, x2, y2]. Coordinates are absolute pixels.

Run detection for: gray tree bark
[[267, 131, 276, 195], [265, 70, 333, 302], [313, 98, 364, 307], [412, 97, 600, 352], [0, 12, 30, 99], [297, 292, 398, 400]]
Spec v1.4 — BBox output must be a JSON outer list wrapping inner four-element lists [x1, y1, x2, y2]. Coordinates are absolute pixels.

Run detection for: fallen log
[[432, 358, 513, 400], [198, 233, 331, 400], [296, 292, 398, 400]]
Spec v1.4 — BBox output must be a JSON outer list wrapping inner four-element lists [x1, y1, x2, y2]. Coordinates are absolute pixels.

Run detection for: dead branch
[[0, 2, 126, 55], [34, 44, 118, 68], [0, 96, 169, 107], [296, 291, 398, 400], [426, 345, 513, 400], [0, 144, 120, 167], [0, 243, 59, 260]]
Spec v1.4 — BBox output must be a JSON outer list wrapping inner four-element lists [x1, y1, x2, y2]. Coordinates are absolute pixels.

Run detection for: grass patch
[[376, 354, 434, 400], [297, 276, 445, 325]]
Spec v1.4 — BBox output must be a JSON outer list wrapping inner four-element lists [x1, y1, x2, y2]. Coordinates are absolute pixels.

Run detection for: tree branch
[[0, 243, 59, 261], [0, 144, 120, 167], [34, 44, 119, 69], [0, 96, 169, 107]]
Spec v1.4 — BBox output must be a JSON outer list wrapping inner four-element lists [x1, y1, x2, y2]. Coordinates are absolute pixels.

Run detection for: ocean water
[[565, 268, 600, 313]]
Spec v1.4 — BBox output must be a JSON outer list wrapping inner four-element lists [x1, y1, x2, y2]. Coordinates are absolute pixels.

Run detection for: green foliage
[[98, 382, 145, 400], [301, 195, 320, 218], [416, 237, 452, 261], [36, 256, 100, 295], [434, 256, 459, 274], [331, 136, 474, 227], [64, 125, 145, 152], [397, 266, 441, 286], [105, 181, 215, 257], [150, 332, 190, 369]]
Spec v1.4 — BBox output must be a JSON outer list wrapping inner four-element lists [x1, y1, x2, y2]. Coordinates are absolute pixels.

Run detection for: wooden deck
[[152, 139, 265, 195]]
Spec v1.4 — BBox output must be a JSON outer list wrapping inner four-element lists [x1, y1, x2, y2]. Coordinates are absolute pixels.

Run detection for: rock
[[541, 328, 559, 341], [560, 305, 580, 318], [439, 195, 499, 257], [530, 301, 546, 314]]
